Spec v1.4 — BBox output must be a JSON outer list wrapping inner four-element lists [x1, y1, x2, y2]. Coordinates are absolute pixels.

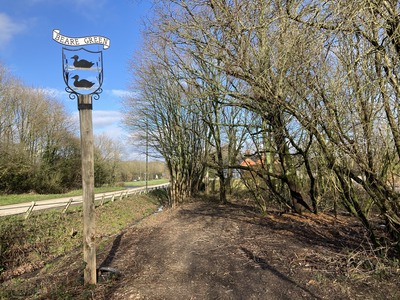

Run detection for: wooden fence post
[[25, 201, 36, 219], [62, 198, 74, 214]]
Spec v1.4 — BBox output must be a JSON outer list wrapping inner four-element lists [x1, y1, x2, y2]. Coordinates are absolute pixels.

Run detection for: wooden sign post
[[53, 29, 110, 286], [78, 94, 96, 285]]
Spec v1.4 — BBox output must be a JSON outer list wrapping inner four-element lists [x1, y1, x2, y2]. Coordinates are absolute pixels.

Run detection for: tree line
[[124, 0, 400, 254], [0, 63, 124, 194]]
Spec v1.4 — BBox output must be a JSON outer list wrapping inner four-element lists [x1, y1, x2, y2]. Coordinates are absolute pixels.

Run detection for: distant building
[[239, 152, 281, 178]]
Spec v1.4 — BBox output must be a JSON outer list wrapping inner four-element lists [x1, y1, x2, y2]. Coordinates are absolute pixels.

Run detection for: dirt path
[[91, 200, 387, 300]]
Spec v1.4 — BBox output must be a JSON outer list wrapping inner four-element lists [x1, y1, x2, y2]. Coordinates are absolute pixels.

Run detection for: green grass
[[0, 190, 168, 299], [0, 186, 124, 206], [0, 180, 170, 206], [124, 179, 169, 187]]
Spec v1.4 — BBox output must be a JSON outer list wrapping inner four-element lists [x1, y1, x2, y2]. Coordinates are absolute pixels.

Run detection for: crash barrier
[[0, 184, 170, 219]]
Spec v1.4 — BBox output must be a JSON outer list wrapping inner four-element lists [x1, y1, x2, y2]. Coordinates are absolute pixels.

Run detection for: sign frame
[[62, 47, 104, 100]]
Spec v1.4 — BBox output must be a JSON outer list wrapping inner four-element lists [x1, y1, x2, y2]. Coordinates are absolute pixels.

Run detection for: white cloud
[[93, 110, 122, 127], [0, 13, 26, 49], [71, 109, 126, 138], [72, 109, 120, 125], [95, 123, 126, 140], [37, 87, 66, 99], [110, 89, 134, 98]]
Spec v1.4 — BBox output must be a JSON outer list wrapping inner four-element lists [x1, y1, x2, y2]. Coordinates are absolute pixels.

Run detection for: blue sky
[[0, 0, 151, 157]]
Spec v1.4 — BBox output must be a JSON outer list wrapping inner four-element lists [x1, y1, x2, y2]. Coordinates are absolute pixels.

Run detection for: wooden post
[[62, 198, 74, 214], [25, 201, 36, 219], [78, 94, 96, 285]]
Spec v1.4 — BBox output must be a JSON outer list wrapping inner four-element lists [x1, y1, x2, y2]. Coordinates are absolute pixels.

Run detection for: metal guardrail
[[0, 183, 170, 218]]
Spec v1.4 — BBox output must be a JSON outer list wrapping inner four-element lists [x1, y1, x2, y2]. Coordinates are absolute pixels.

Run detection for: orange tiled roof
[[240, 158, 257, 167]]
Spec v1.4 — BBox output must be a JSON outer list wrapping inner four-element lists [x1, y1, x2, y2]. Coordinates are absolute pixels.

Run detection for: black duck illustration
[[71, 75, 95, 88], [71, 55, 94, 68]]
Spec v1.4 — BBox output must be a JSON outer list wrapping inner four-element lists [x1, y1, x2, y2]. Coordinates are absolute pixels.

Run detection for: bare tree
[[284, 0, 400, 250], [0, 62, 81, 193], [124, 39, 207, 206], [132, 0, 400, 252], [153, 0, 319, 212], [93, 133, 123, 186]]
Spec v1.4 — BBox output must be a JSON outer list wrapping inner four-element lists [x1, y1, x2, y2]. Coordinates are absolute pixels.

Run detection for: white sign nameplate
[[52, 29, 110, 50]]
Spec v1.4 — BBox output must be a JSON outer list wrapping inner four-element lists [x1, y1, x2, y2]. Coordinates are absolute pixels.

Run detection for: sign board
[[53, 29, 110, 98], [63, 48, 103, 96], [52, 29, 110, 49]]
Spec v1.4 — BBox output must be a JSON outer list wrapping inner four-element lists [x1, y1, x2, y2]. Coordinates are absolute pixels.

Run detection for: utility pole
[[146, 121, 149, 192]]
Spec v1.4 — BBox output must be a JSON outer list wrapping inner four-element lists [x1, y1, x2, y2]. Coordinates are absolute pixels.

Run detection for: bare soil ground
[[2, 198, 399, 299]]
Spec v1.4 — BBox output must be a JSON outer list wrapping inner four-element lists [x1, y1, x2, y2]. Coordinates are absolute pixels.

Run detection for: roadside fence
[[0, 184, 170, 219]]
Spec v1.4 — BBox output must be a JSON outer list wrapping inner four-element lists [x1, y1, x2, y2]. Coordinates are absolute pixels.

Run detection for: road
[[0, 184, 168, 217]]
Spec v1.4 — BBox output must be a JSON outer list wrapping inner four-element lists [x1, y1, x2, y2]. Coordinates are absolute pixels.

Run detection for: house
[[239, 152, 281, 178]]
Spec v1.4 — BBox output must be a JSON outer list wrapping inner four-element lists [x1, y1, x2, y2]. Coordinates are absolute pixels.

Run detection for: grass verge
[[0, 186, 124, 206], [0, 190, 167, 299], [123, 179, 169, 187], [0, 180, 170, 206]]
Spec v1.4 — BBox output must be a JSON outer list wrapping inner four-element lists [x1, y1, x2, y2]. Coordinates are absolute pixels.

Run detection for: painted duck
[[71, 55, 94, 68], [71, 75, 95, 88]]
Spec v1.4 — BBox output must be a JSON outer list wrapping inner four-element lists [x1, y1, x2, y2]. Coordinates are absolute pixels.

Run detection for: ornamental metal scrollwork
[[65, 86, 78, 100]]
